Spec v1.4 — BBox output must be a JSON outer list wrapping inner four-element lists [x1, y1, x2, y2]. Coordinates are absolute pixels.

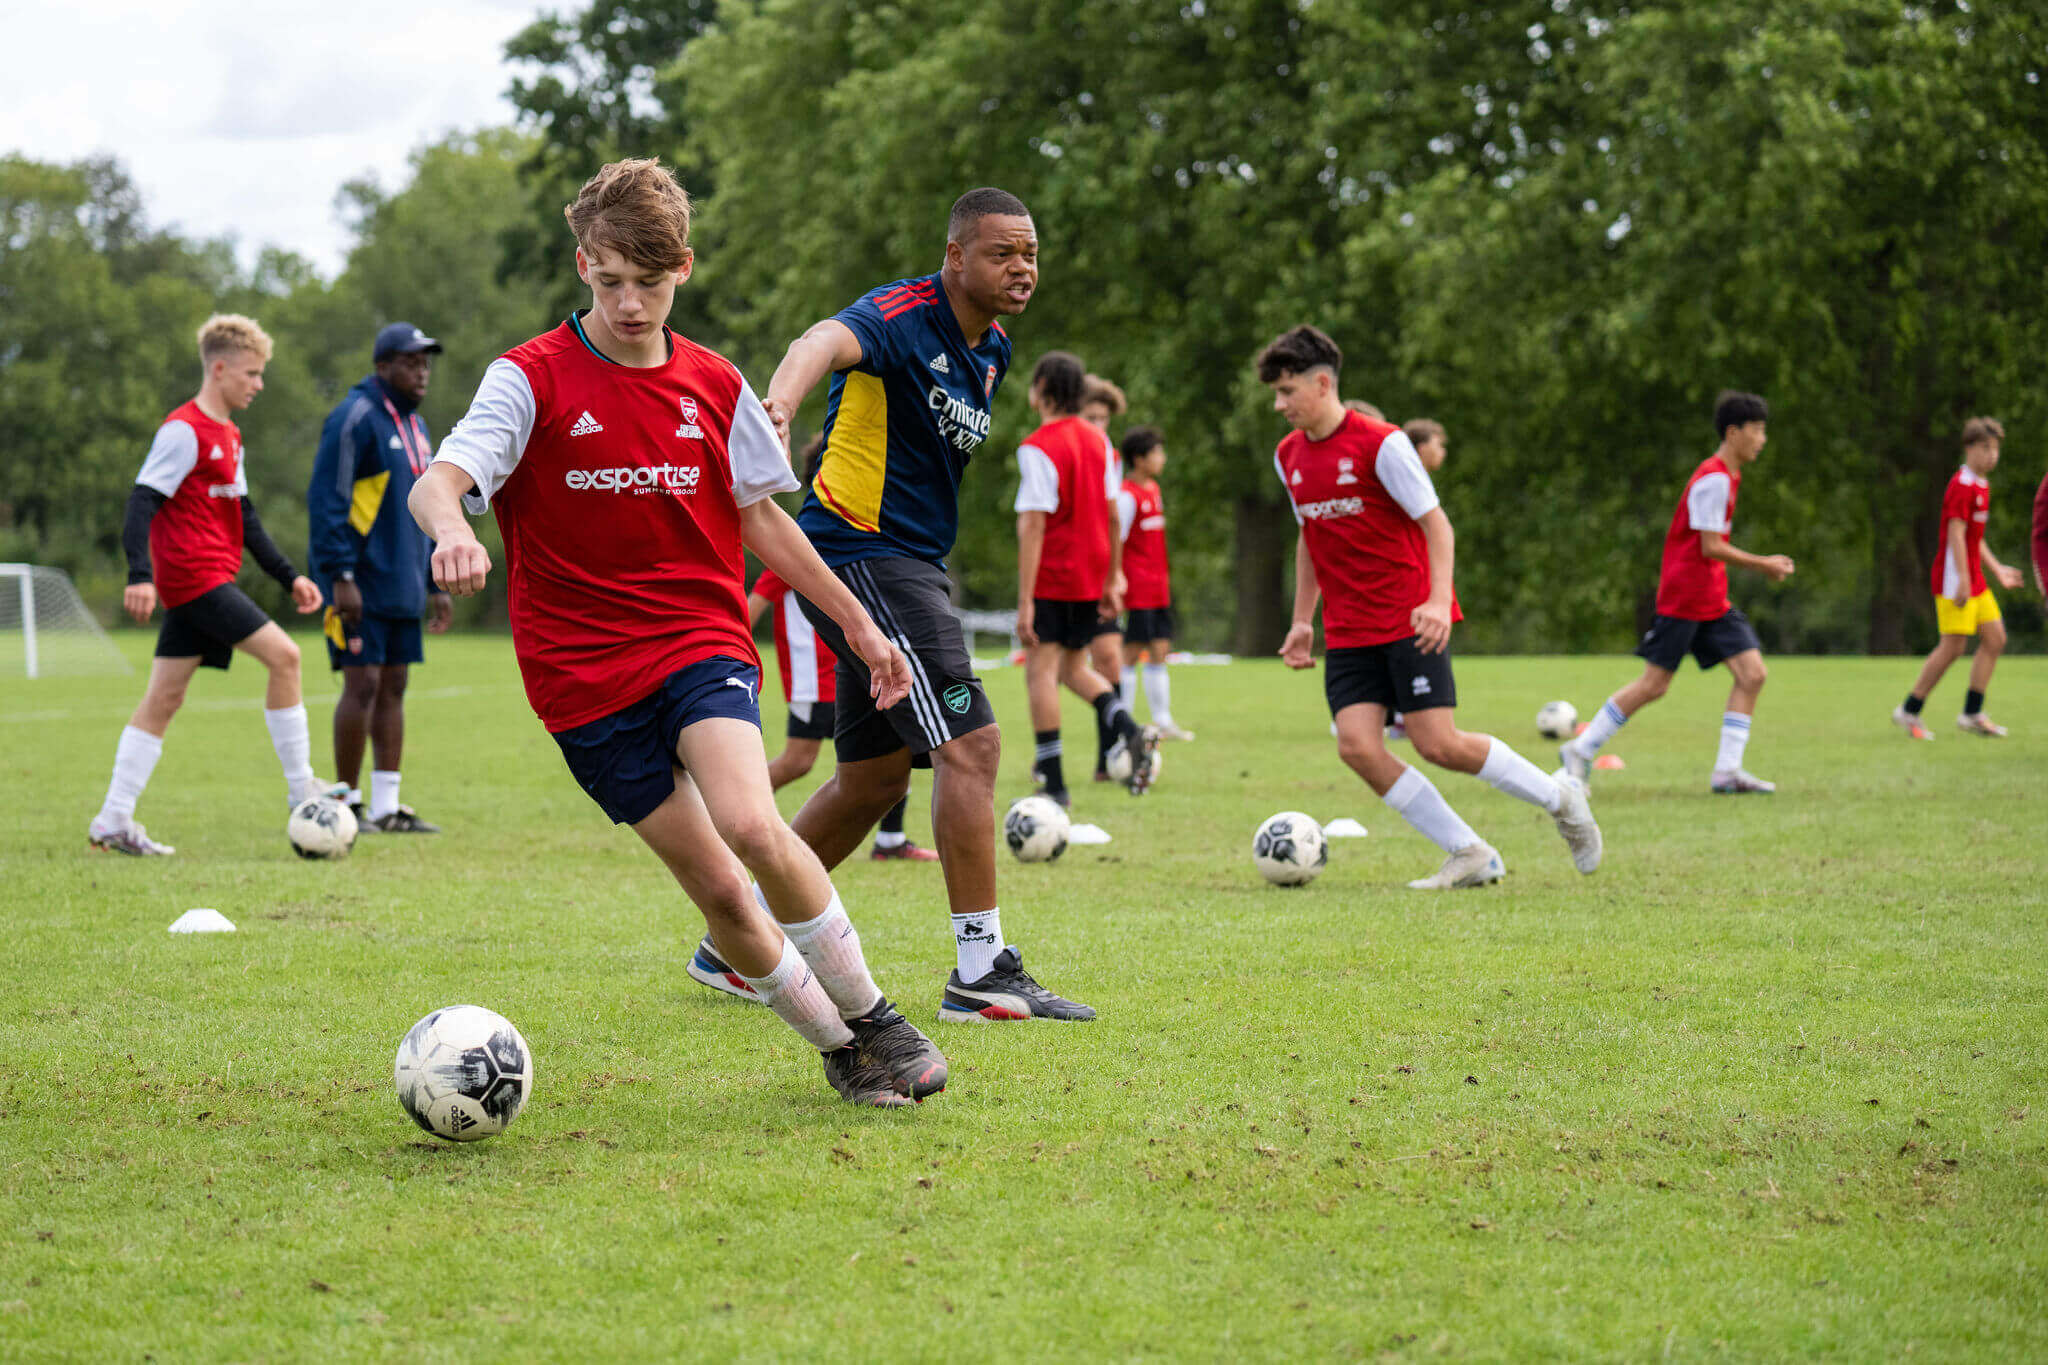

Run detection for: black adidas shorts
[[797, 555, 998, 763], [157, 582, 272, 671], [1324, 637, 1458, 717], [1636, 608, 1761, 672]]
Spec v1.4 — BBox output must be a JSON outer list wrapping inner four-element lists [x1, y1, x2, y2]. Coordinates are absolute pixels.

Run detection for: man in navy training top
[[308, 322, 453, 832]]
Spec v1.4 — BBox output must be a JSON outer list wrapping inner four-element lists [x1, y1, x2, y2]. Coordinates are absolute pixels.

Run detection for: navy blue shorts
[[550, 656, 762, 825], [326, 611, 424, 670], [1636, 609, 1761, 672]]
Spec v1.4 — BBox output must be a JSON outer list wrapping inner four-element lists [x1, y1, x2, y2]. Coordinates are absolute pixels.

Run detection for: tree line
[[4, 0, 2043, 654]]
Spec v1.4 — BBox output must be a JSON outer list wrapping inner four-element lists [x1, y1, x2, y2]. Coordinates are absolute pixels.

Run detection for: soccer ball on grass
[[1535, 700, 1579, 740], [1104, 736, 1163, 788], [1253, 811, 1328, 887], [1004, 795, 1070, 863], [394, 1005, 534, 1142], [287, 796, 357, 859]]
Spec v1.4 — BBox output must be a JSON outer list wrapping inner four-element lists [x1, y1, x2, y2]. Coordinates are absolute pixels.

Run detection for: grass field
[[2, 631, 2044, 1361]]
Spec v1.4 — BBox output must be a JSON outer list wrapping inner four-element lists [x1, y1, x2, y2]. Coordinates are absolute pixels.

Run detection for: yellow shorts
[[1935, 589, 2001, 636]]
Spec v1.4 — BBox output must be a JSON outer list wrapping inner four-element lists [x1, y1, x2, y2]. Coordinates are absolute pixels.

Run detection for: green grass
[[3, 633, 2044, 1361]]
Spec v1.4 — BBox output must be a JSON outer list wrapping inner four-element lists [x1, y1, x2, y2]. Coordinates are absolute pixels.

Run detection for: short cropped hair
[[1256, 326, 1342, 383], [1713, 390, 1768, 437], [1403, 418, 1445, 448], [948, 187, 1030, 245], [1120, 425, 1164, 463], [1344, 399, 1385, 420], [1082, 374, 1127, 417], [1030, 351, 1087, 414], [1962, 416, 2005, 448], [566, 158, 693, 272], [197, 313, 273, 364]]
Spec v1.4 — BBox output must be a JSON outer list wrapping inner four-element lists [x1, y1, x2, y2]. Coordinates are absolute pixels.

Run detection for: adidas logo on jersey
[[570, 411, 604, 437], [928, 353, 951, 374]]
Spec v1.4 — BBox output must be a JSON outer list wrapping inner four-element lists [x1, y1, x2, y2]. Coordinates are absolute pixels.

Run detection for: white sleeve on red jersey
[[1116, 488, 1138, 540], [135, 420, 199, 497], [1686, 471, 1733, 533], [435, 359, 536, 515], [1374, 432, 1441, 521], [1274, 452, 1304, 524], [730, 377, 801, 507], [1102, 448, 1122, 499], [1014, 444, 1060, 513]]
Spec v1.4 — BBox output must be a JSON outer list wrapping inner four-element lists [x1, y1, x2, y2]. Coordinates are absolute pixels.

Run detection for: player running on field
[[409, 158, 944, 1108], [1260, 325, 1601, 890], [1893, 417, 2028, 739], [307, 321, 454, 833], [1560, 391, 1795, 793], [761, 187, 1094, 1023], [90, 314, 341, 856], [1015, 351, 1157, 810], [1115, 425, 1193, 741], [1080, 373, 1131, 779]]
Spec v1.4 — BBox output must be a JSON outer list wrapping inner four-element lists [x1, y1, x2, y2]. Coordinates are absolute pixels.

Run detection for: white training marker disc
[[1322, 817, 1370, 838], [1065, 823, 1114, 845], [168, 909, 237, 934]]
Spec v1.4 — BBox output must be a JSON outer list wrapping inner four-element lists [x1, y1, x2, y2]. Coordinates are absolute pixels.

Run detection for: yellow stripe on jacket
[[348, 471, 391, 536], [815, 372, 887, 533]]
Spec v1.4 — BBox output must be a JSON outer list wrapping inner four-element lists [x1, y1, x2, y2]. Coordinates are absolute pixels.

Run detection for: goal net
[[0, 564, 133, 678]]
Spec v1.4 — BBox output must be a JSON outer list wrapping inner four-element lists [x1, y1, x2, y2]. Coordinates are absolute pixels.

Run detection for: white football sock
[[1118, 664, 1139, 713], [1381, 765, 1483, 855], [1576, 698, 1629, 754], [872, 829, 906, 849], [1478, 736, 1562, 812], [1715, 712, 1752, 773], [368, 770, 401, 820], [737, 936, 853, 1052], [952, 907, 1003, 982], [98, 726, 163, 825], [1142, 664, 1174, 727], [265, 705, 317, 803], [760, 884, 883, 1019]]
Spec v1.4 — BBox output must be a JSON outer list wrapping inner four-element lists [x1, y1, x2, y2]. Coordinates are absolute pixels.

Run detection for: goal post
[[0, 564, 133, 679]]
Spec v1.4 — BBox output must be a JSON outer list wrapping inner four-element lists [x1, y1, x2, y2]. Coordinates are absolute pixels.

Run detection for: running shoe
[[1890, 706, 1935, 741], [869, 839, 940, 862], [1710, 768, 1776, 794], [685, 935, 761, 1002], [846, 996, 948, 1099], [1407, 842, 1506, 890], [88, 817, 174, 856], [821, 1044, 913, 1107], [939, 947, 1097, 1023], [365, 805, 440, 834], [1557, 739, 1592, 783], [1957, 712, 2008, 738], [1155, 722, 1197, 741], [1550, 771, 1602, 874]]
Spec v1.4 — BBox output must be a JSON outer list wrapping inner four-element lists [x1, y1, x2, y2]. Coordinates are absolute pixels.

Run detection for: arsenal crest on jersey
[[676, 395, 704, 439]]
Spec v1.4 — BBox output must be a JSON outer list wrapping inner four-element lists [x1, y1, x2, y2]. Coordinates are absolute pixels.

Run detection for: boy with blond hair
[[1892, 417, 2028, 738], [410, 159, 945, 1107], [90, 314, 336, 855]]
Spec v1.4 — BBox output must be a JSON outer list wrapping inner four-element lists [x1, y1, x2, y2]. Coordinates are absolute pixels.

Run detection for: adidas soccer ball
[[1004, 795, 1070, 863], [1535, 700, 1579, 740], [1253, 811, 1328, 887], [1104, 737, 1163, 787], [394, 1005, 534, 1142], [287, 796, 357, 859]]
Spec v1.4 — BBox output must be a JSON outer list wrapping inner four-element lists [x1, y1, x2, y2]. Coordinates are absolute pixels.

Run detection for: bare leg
[[1908, 635, 1967, 701], [1025, 642, 1065, 732], [127, 656, 204, 738], [1398, 707, 1495, 776], [1722, 648, 1768, 717], [1966, 619, 2005, 694], [1333, 701, 1404, 795], [927, 724, 1001, 917], [234, 622, 304, 710], [333, 665, 380, 790], [1610, 664, 1675, 718], [767, 737, 822, 791], [370, 662, 408, 773], [675, 717, 836, 925], [789, 748, 914, 871]]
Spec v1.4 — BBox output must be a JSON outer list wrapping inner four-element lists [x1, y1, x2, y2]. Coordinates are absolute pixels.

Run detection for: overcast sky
[[5, 1, 543, 276]]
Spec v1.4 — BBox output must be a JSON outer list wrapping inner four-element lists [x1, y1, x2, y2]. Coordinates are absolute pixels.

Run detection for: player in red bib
[[1015, 351, 1156, 808], [1080, 373, 1131, 777], [408, 159, 943, 1109], [1560, 392, 1796, 794], [90, 313, 338, 856], [1114, 425, 1193, 741], [1893, 417, 2028, 738], [1260, 326, 1601, 889]]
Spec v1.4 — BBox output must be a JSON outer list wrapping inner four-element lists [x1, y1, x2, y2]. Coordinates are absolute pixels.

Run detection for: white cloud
[[3, 1, 542, 274]]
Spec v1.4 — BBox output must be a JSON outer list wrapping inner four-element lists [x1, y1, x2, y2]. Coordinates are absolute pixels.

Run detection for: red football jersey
[[1015, 416, 1117, 600], [1120, 477, 1171, 610], [1932, 467, 1991, 599], [751, 568, 837, 706], [1274, 411, 1459, 649], [434, 319, 798, 732], [2032, 470, 2048, 594], [1656, 455, 1740, 620], [134, 400, 248, 608]]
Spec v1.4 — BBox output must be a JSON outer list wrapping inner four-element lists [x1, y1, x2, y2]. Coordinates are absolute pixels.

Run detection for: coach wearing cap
[[306, 322, 452, 833]]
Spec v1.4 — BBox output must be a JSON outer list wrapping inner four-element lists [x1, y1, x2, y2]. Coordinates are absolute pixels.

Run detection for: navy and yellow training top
[[797, 273, 1012, 568]]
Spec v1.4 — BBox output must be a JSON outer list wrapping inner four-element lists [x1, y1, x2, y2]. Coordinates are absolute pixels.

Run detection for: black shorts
[[1636, 609, 1761, 672], [798, 556, 998, 763], [326, 611, 424, 671], [1032, 597, 1118, 651], [157, 582, 271, 670], [785, 699, 836, 742], [1324, 638, 1458, 717], [1123, 605, 1175, 642], [550, 656, 762, 825]]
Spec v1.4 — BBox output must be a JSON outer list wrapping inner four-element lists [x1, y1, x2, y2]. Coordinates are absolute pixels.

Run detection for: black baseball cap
[[373, 322, 443, 361]]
